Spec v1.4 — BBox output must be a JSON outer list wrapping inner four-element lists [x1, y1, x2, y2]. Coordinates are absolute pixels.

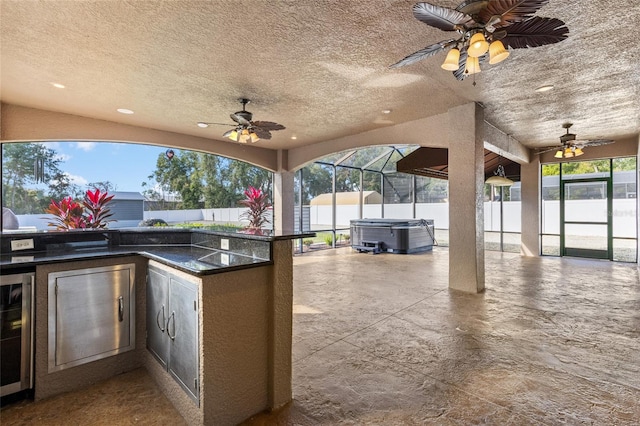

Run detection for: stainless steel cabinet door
[[167, 276, 199, 402], [49, 264, 135, 372], [146, 266, 169, 368]]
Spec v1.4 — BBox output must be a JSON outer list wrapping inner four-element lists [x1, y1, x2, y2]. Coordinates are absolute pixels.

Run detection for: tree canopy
[[2, 142, 80, 214], [142, 150, 272, 210]]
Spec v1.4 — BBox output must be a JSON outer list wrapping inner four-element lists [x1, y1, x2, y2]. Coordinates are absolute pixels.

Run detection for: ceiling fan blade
[[479, 0, 549, 28], [534, 145, 562, 155], [501, 17, 569, 49], [253, 129, 273, 140], [412, 2, 473, 31], [574, 139, 614, 148], [390, 39, 457, 68], [453, 49, 468, 80], [230, 113, 251, 126], [204, 122, 235, 127], [252, 121, 285, 131]]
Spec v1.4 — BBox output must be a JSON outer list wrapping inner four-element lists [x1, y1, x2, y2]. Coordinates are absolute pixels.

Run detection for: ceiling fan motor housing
[[560, 133, 577, 144], [234, 110, 253, 122]]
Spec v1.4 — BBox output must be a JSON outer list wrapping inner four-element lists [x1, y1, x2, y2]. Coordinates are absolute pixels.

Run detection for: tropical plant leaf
[[390, 39, 457, 68], [501, 17, 569, 49], [479, 0, 549, 27], [413, 2, 473, 32]]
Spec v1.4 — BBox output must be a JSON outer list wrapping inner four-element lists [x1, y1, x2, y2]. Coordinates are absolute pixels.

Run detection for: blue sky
[[43, 141, 168, 193]]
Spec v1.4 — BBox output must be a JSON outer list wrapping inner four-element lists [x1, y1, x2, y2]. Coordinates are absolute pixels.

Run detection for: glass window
[[541, 164, 560, 239], [1, 141, 272, 231], [612, 157, 637, 262]]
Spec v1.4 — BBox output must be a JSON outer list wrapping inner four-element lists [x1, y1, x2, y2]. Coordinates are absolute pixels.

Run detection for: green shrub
[[321, 233, 334, 246], [303, 239, 313, 246]]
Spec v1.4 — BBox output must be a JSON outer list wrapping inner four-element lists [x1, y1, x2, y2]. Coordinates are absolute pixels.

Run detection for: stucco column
[[269, 239, 294, 409], [521, 156, 540, 256], [272, 150, 295, 232], [637, 135, 640, 266], [448, 103, 485, 293]]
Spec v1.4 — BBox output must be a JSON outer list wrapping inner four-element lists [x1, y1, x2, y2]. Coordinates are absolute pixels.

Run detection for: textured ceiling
[[1, 0, 639, 152]]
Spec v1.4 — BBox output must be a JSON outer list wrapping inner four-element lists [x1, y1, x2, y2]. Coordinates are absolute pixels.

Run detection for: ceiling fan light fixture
[[249, 132, 260, 143], [464, 55, 481, 75], [441, 48, 461, 71], [573, 147, 584, 157], [485, 165, 514, 187], [488, 40, 509, 64], [554, 149, 563, 159], [467, 32, 489, 58], [485, 175, 514, 186], [224, 129, 239, 142], [563, 147, 574, 158], [238, 128, 251, 143]]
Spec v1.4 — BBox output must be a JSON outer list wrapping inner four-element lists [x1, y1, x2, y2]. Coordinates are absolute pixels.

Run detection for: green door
[[560, 177, 612, 259]]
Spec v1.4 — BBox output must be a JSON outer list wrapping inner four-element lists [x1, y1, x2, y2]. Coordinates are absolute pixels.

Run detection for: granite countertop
[[0, 244, 269, 275], [1, 227, 315, 275], [1, 227, 316, 241]]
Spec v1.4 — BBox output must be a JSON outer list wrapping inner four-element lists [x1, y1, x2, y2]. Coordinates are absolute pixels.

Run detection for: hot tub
[[350, 218, 435, 254]]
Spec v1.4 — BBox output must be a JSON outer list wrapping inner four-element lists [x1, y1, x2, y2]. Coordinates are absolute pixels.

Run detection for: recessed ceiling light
[[535, 85, 554, 93], [51, 82, 65, 89], [197, 122, 209, 128], [117, 108, 134, 114], [291, 136, 297, 140], [382, 109, 392, 114]]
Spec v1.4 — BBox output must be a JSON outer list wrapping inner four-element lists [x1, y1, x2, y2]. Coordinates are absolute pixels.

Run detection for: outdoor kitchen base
[[350, 219, 435, 254]]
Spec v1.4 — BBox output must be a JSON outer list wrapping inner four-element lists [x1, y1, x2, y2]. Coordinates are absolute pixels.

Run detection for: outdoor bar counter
[[0, 227, 313, 425]]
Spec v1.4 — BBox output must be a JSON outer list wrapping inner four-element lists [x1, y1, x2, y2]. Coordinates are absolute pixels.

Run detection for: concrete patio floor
[[3, 247, 639, 425], [246, 247, 640, 425]]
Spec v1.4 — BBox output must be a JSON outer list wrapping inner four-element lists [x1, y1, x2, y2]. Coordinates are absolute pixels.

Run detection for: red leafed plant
[[82, 188, 115, 229], [44, 197, 87, 230], [45, 189, 115, 230], [238, 186, 271, 232]]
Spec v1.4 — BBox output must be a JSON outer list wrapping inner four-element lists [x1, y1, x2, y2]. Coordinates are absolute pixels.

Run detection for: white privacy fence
[[142, 208, 274, 227], [12, 200, 637, 238]]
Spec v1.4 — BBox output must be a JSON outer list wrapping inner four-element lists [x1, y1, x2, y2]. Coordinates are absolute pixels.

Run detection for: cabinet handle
[[156, 305, 166, 332], [167, 311, 176, 341], [118, 296, 124, 322]]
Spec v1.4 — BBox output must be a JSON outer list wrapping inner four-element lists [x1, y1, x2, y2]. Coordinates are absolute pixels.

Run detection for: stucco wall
[[0, 103, 278, 171]]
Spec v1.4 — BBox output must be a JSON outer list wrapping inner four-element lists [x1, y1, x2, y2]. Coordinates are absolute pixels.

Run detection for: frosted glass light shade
[[554, 150, 563, 158], [464, 56, 481, 74], [237, 129, 249, 143], [468, 33, 489, 57], [441, 48, 461, 71], [485, 175, 514, 186], [224, 129, 239, 142], [564, 147, 574, 158], [489, 40, 510, 64], [249, 132, 260, 143], [574, 147, 584, 157]]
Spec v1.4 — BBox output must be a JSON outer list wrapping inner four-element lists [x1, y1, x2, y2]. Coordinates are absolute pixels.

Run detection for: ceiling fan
[[197, 98, 285, 143], [536, 123, 614, 158], [390, 0, 569, 80]]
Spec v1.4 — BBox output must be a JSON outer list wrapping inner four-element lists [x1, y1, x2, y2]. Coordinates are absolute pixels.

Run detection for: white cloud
[[75, 142, 97, 151], [41, 141, 61, 150], [55, 153, 72, 162], [64, 172, 88, 186]]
